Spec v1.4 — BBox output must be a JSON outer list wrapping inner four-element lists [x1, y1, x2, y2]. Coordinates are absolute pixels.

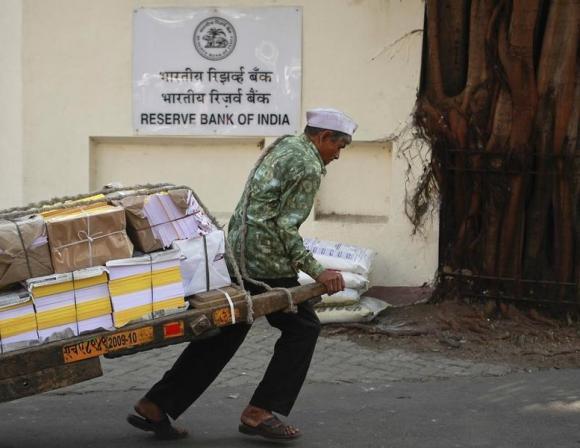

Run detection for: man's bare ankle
[[241, 405, 272, 426], [135, 398, 165, 422]]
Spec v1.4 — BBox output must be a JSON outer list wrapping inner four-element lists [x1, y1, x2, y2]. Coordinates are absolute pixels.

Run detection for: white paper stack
[[26, 273, 78, 342], [73, 266, 113, 333], [143, 192, 200, 247], [171, 230, 231, 296], [151, 250, 187, 318], [107, 249, 186, 328], [0, 288, 39, 353], [107, 256, 154, 328]]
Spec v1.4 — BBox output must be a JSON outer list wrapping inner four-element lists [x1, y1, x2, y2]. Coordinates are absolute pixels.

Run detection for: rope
[[9, 220, 33, 279], [217, 288, 236, 325], [238, 136, 297, 315], [0, 163, 301, 321], [0, 182, 178, 220], [202, 235, 210, 292], [186, 187, 254, 324]]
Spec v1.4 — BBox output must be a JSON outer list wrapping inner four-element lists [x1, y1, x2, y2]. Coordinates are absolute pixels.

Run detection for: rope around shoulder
[[238, 136, 297, 317]]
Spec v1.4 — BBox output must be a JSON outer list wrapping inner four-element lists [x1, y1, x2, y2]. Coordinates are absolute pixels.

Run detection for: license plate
[[63, 327, 154, 363]]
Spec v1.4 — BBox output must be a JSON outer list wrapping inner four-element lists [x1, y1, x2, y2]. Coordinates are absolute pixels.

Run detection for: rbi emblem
[[193, 17, 237, 61]]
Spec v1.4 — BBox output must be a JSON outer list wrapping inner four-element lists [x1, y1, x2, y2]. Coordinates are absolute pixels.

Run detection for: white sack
[[319, 288, 360, 307], [303, 238, 376, 275], [171, 230, 231, 296], [315, 297, 389, 324], [298, 271, 369, 291]]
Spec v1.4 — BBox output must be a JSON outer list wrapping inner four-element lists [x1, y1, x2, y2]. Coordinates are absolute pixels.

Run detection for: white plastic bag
[[315, 297, 389, 324], [303, 238, 376, 275], [298, 271, 369, 291], [318, 288, 360, 307], [171, 230, 231, 296]]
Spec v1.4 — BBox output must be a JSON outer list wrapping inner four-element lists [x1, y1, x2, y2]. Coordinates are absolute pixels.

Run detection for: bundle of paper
[[151, 250, 187, 318], [171, 230, 231, 296], [46, 204, 134, 273], [112, 189, 216, 252], [0, 288, 39, 353], [26, 273, 78, 342], [107, 249, 185, 328], [0, 215, 54, 288], [73, 266, 113, 333], [107, 256, 153, 328], [40, 197, 107, 219]]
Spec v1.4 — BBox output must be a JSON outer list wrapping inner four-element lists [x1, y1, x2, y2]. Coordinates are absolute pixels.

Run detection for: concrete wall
[[2, 0, 437, 286], [0, 1, 23, 208]]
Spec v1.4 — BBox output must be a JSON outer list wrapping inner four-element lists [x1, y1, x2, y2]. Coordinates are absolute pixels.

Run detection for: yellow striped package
[[151, 251, 187, 318], [72, 266, 113, 334], [0, 288, 39, 353], [26, 273, 78, 342], [106, 249, 186, 328]]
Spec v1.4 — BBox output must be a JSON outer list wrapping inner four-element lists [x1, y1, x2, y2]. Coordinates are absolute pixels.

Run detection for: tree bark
[[414, 0, 580, 305]]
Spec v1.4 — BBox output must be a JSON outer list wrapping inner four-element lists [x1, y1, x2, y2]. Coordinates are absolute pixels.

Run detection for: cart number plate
[[62, 327, 155, 363]]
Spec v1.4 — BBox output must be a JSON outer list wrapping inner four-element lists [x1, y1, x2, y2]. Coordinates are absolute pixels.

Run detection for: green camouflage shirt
[[227, 134, 326, 279]]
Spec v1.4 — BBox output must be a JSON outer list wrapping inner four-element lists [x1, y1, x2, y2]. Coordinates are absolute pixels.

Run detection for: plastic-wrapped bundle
[[298, 271, 369, 291], [303, 238, 375, 276], [0, 215, 54, 288], [315, 297, 389, 325], [171, 230, 231, 296], [112, 189, 216, 253]]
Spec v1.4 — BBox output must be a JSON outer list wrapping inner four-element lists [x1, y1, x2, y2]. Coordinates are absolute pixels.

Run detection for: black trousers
[[145, 277, 321, 420]]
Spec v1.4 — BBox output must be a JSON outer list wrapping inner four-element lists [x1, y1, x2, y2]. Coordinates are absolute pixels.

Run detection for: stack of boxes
[[107, 250, 186, 328], [0, 187, 232, 351]]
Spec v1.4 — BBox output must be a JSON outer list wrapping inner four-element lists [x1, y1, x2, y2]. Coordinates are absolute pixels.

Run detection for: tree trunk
[[414, 0, 580, 305]]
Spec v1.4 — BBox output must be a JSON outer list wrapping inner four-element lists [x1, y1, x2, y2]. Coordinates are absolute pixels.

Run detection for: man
[[127, 108, 357, 441]]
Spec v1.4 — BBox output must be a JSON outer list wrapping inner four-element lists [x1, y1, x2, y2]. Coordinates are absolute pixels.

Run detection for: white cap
[[306, 108, 358, 136]]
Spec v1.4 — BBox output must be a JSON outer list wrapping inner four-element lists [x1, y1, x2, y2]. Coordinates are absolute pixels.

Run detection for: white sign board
[[133, 7, 302, 136]]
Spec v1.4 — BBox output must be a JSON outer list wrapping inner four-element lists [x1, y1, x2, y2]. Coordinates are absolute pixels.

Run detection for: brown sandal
[[127, 414, 189, 440], [239, 416, 302, 441]]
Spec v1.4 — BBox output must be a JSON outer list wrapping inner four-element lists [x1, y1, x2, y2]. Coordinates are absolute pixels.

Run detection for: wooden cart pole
[[0, 283, 326, 403]]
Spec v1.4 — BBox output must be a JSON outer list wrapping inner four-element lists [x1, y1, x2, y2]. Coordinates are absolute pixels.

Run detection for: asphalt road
[[1, 369, 579, 448]]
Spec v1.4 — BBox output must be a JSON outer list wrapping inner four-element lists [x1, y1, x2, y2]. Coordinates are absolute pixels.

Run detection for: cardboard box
[[46, 205, 134, 273], [0, 215, 54, 288], [112, 189, 215, 253], [112, 194, 163, 253]]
